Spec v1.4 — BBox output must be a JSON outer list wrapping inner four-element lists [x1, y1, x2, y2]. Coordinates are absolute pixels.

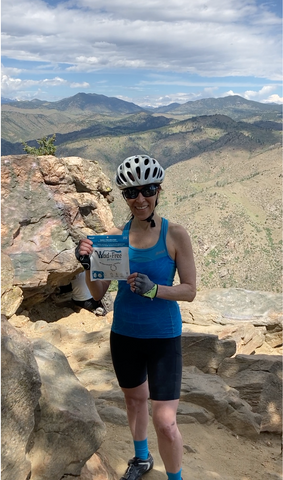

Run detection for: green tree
[[22, 134, 57, 155]]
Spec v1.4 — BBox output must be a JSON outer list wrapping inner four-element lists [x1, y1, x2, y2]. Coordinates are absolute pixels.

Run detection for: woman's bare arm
[[127, 223, 196, 302], [160, 223, 196, 301]]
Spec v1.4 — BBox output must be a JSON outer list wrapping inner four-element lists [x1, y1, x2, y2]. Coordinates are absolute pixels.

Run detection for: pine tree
[[22, 134, 57, 155]]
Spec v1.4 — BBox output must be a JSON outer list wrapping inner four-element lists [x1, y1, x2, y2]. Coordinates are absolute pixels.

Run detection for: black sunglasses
[[123, 184, 159, 199]]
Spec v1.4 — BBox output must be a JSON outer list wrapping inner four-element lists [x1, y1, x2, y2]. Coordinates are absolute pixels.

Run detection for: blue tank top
[[111, 218, 182, 339]]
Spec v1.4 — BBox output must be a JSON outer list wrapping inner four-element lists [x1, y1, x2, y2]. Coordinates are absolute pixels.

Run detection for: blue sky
[[1, 0, 282, 107]]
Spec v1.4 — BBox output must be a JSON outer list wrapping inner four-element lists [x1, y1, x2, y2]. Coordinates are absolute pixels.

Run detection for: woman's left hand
[[127, 272, 138, 292], [127, 273, 158, 298]]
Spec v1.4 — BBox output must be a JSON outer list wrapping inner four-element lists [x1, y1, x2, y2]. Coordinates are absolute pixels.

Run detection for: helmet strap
[[143, 195, 159, 227], [143, 211, 155, 227]]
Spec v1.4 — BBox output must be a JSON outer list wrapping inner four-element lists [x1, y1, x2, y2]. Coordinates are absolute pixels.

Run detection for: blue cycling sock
[[134, 439, 149, 460], [166, 469, 182, 480]]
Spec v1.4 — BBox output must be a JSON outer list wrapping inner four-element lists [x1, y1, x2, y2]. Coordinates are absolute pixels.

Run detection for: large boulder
[[217, 323, 266, 354], [181, 366, 262, 437], [1, 318, 108, 480], [180, 288, 282, 327], [1, 155, 114, 308], [181, 332, 236, 373], [1, 317, 42, 480], [180, 288, 282, 356], [75, 452, 118, 480], [218, 354, 282, 433], [1, 252, 23, 317], [27, 339, 107, 480]]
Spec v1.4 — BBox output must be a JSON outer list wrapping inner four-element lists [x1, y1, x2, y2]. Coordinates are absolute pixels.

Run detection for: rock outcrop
[[1, 317, 41, 480], [1, 317, 107, 480], [1, 252, 23, 318], [181, 332, 236, 373], [180, 288, 282, 356], [218, 354, 282, 433], [180, 366, 262, 438], [1, 155, 114, 310], [27, 339, 106, 480]]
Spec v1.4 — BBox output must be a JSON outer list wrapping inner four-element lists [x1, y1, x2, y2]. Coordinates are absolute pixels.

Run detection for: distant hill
[[49, 113, 281, 190], [1, 112, 173, 155], [154, 102, 181, 113], [1, 138, 25, 155], [154, 95, 282, 122], [2, 92, 145, 115], [1, 97, 16, 105], [1, 92, 147, 145], [2, 112, 281, 160], [2, 93, 282, 147]]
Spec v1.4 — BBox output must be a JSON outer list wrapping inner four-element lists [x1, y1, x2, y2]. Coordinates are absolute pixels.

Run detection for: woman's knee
[[122, 383, 149, 410], [153, 417, 179, 443], [151, 400, 180, 442], [124, 394, 146, 410]]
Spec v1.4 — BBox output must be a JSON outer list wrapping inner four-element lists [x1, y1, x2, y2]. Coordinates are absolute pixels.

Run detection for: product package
[[87, 234, 130, 281]]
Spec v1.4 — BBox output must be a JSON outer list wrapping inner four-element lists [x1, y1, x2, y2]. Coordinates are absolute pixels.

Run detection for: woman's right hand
[[75, 239, 93, 270], [77, 238, 93, 256]]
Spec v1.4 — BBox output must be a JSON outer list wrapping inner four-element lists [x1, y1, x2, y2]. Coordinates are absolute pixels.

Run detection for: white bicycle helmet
[[115, 155, 165, 189]]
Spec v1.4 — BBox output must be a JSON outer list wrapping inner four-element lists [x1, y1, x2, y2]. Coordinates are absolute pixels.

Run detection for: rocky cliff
[[1, 154, 114, 310]]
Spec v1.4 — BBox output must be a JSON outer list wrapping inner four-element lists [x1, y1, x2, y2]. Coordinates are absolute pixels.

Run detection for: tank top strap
[[159, 218, 169, 255], [161, 217, 168, 238], [123, 220, 132, 233]]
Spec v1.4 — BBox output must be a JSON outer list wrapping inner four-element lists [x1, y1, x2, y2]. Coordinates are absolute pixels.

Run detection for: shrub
[[22, 134, 57, 155]]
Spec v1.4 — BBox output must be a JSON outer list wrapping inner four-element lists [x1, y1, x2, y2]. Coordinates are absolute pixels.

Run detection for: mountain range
[[1, 93, 282, 156], [2, 91, 281, 116]]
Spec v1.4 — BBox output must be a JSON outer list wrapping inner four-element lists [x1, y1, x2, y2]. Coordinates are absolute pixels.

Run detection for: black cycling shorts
[[110, 331, 182, 401]]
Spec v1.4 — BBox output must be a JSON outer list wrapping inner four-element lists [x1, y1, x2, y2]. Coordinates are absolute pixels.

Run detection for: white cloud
[[70, 81, 90, 88], [244, 85, 276, 98], [1, 0, 282, 103], [1, 74, 23, 93], [1, 71, 67, 95], [1, 64, 22, 76], [74, 0, 280, 25], [42, 77, 67, 86], [262, 94, 283, 104], [1, 0, 281, 79], [224, 86, 283, 104]]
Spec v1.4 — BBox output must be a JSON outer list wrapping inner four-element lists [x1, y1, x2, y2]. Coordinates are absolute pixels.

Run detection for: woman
[[75, 155, 196, 480]]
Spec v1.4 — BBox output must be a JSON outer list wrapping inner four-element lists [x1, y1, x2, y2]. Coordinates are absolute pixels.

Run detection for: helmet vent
[[120, 173, 127, 183], [145, 168, 150, 180]]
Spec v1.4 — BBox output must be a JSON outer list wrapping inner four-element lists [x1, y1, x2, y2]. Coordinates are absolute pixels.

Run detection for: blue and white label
[[88, 234, 130, 281]]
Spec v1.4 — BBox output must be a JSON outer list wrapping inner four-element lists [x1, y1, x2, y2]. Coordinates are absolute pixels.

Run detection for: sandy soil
[[11, 301, 283, 480]]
